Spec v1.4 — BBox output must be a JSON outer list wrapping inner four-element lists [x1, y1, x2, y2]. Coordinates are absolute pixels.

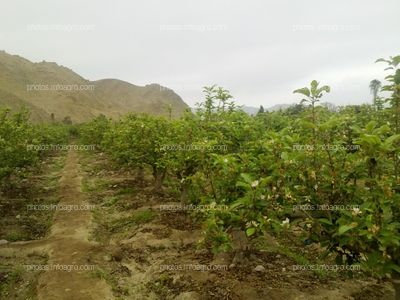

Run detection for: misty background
[[1, 0, 399, 108]]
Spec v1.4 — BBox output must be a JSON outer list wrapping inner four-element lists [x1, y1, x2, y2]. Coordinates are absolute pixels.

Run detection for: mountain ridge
[[0, 50, 189, 122]]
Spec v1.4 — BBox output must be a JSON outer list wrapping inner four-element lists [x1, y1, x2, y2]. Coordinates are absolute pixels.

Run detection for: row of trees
[[0, 108, 70, 190], [79, 56, 400, 277]]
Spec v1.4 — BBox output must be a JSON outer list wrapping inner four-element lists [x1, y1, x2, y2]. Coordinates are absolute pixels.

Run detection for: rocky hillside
[[0, 51, 188, 122]]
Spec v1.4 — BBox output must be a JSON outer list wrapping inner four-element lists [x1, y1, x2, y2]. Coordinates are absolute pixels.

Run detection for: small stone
[[253, 265, 266, 273], [16, 215, 20, 219], [282, 267, 286, 272], [0, 240, 9, 245], [229, 263, 236, 269]]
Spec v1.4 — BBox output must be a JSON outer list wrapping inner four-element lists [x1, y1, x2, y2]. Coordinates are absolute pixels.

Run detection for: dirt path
[[0, 148, 396, 299], [35, 149, 113, 300]]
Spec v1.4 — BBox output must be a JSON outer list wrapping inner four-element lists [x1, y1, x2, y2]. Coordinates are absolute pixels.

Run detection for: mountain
[[241, 105, 260, 115], [0, 51, 188, 122], [190, 104, 296, 116], [240, 104, 293, 115], [266, 104, 292, 112]]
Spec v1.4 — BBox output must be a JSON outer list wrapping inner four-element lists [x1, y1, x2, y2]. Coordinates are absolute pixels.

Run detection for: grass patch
[[255, 237, 342, 278], [90, 208, 110, 242], [0, 254, 47, 299], [4, 230, 27, 242], [116, 187, 136, 196], [51, 155, 67, 172], [103, 196, 121, 207], [109, 210, 156, 233], [276, 245, 352, 278], [82, 178, 110, 193], [145, 274, 176, 298], [0, 268, 23, 298], [92, 268, 129, 296]]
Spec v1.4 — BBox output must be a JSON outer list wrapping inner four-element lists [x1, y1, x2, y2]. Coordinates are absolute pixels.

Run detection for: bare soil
[[0, 149, 396, 299], [1, 150, 113, 299], [80, 151, 396, 300]]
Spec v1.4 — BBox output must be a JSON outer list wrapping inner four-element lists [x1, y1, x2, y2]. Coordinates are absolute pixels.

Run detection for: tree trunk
[[135, 166, 144, 184], [180, 181, 190, 203], [152, 168, 166, 193]]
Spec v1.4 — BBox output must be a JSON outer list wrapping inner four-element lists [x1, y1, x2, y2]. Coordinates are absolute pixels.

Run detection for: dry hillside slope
[[0, 50, 188, 122]]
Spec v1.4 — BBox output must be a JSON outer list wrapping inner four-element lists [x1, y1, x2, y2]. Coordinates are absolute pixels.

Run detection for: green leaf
[[236, 181, 250, 189], [383, 134, 400, 150], [375, 58, 390, 64], [366, 121, 377, 132], [299, 120, 316, 129], [357, 134, 381, 145], [392, 55, 400, 67], [240, 173, 253, 184], [230, 198, 248, 209], [319, 218, 333, 226], [310, 80, 319, 95], [389, 264, 400, 273], [394, 69, 400, 84], [317, 85, 330, 95], [281, 152, 289, 160], [293, 87, 310, 97], [246, 227, 256, 236], [338, 223, 358, 236]]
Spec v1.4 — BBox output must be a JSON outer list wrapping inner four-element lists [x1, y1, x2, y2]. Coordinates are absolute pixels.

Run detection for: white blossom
[[251, 180, 259, 188], [282, 218, 290, 226], [351, 207, 362, 216]]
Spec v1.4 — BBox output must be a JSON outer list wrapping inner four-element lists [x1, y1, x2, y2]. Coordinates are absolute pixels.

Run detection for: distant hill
[[241, 104, 293, 115], [241, 105, 260, 115], [241, 103, 339, 115], [265, 104, 292, 112], [0, 51, 188, 122], [190, 104, 296, 116]]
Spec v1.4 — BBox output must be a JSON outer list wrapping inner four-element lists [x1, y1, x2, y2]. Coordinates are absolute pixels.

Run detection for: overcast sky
[[1, 0, 399, 108]]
